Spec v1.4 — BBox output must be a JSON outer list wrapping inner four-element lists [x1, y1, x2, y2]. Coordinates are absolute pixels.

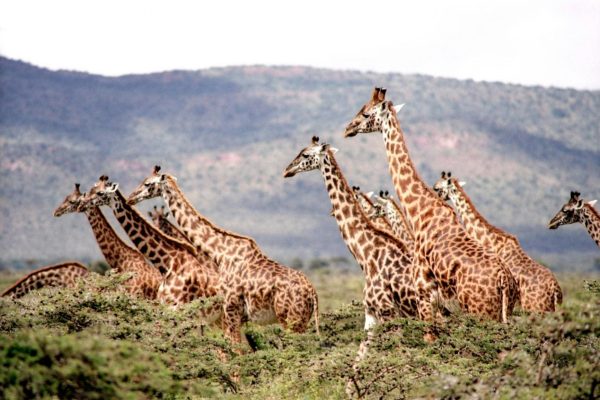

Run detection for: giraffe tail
[[554, 285, 563, 308], [499, 269, 512, 324], [312, 288, 320, 336]]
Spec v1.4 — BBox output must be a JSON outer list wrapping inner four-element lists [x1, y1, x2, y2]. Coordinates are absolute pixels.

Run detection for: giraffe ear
[[107, 183, 119, 193], [393, 103, 405, 114], [366, 191, 374, 198], [588, 200, 597, 207], [575, 200, 584, 209], [459, 181, 466, 187], [324, 144, 338, 154]]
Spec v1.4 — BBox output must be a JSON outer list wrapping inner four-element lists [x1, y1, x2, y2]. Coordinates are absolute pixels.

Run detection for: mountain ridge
[[1, 56, 598, 270]]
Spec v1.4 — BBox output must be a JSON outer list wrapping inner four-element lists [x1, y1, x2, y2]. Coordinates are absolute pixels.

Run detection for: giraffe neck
[[447, 182, 503, 247], [581, 204, 600, 246], [356, 194, 373, 213], [157, 216, 191, 244], [320, 151, 401, 273], [161, 177, 257, 267], [380, 107, 454, 233], [110, 190, 193, 275], [386, 200, 415, 245], [85, 207, 137, 269]]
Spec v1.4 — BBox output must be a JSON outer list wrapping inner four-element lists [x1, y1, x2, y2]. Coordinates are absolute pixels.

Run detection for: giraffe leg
[[412, 264, 435, 322], [222, 294, 244, 350], [345, 312, 378, 398], [412, 261, 440, 343]]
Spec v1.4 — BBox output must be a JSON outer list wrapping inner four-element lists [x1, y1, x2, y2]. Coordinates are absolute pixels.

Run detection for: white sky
[[0, 0, 599, 89]]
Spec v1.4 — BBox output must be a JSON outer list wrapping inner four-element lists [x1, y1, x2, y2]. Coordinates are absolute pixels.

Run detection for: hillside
[[0, 57, 599, 270]]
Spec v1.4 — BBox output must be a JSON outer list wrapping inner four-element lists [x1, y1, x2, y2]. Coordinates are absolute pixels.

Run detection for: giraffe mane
[[164, 175, 261, 249], [450, 178, 517, 242], [385, 101, 460, 218], [114, 189, 199, 256], [585, 202, 600, 220]]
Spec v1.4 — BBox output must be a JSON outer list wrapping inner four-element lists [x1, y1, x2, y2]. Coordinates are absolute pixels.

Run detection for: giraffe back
[[1, 262, 89, 298]]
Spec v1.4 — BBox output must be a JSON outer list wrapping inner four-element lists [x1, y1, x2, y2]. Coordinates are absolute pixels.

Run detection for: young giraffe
[[148, 205, 192, 244], [77, 176, 221, 316], [284, 137, 419, 393], [370, 190, 415, 247], [549, 191, 600, 247], [1, 262, 89, 298], [345, 87, 518, 323], [126, 166, 319, 345], [433, 172, 562, 311], [54, 183, 161, 299]]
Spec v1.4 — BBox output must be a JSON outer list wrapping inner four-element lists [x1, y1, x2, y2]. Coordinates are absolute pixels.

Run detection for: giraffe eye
[[302, 154, 310, 158], [362, 113, 370, 118]]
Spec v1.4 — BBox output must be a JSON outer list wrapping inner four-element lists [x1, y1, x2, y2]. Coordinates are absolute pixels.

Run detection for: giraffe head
[[548, 191, 597, 229], [127, 165, 172, 205], [54, 183, 86, 217], [148, 205, 169, 225], [432, 171, 466, 201], [283, 136, 337, 178], [370, 190, 392, 220], [344, 87, 404, 137], [77, 175, 119, 212]]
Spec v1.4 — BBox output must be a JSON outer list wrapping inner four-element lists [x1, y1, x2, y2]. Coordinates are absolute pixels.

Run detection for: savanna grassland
[[1, 268, 598, 399]]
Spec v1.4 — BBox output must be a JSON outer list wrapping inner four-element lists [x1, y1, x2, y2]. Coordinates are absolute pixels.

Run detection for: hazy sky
[[1, 0, 598, 89]]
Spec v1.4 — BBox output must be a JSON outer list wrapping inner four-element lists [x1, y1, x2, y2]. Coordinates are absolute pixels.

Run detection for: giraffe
[[370, 190, 415, 247], [352, 186, 397, 236], [549, 191, 600, 247], [77, 176, 221, 319], [54, 183, 162, 299], [1, 262, 89, 298], [344, 87, 518, 323], [283, 137, 419, 394], [433, 172, 562, 311], [148, 205, 192, 245], [126, 166, 319, 345]]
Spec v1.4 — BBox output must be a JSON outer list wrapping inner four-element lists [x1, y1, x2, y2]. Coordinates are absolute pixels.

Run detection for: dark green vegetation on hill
[[0, 57, 599, 269], [0, 271, 598, 399]]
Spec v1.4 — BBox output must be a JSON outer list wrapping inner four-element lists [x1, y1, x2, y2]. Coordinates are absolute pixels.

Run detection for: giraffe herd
[[2, 87, 598, 375]]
